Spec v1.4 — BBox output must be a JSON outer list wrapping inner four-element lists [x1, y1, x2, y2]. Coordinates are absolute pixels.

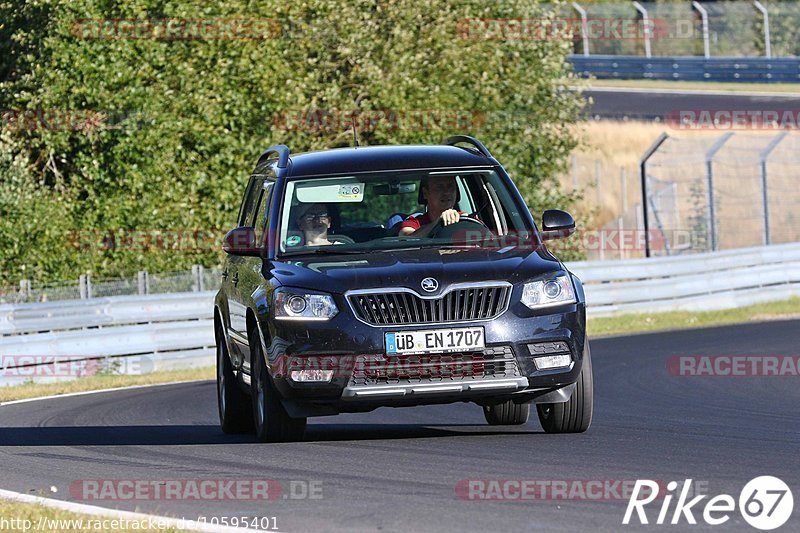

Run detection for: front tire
[[216, 328, 254, 434], [483, 401, 530, 425], [536, 342, 594, 433], [251, 332, 307, 442]]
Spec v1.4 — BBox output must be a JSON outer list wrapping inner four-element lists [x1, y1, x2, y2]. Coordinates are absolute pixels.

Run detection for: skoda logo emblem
[[421, 277, 439, 292]]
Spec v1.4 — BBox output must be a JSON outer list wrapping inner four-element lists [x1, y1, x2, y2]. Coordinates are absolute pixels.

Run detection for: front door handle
[[222, 269, 229, 280], [233, 272, 239, 287]]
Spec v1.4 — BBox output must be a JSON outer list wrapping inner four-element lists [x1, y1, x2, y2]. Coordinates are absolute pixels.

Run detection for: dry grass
[[564, 121, 798, 244], [0, 366, 214, 403]]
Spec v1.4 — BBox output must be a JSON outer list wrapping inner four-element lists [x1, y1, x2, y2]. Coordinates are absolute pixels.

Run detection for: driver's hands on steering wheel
[[440, 209, 461, 226]]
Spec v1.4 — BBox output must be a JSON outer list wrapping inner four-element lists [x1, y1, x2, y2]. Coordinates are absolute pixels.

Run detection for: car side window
[[240, 177, 266, 228], [254, 181, 275, 245]]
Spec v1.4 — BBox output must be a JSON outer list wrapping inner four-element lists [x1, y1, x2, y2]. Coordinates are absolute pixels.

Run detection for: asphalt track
[[582, 87, 800, 121], [1, 320, 798, 532]]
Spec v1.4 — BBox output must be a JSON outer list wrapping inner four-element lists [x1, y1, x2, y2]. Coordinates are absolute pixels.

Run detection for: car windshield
[[277, 169, 536, 256]]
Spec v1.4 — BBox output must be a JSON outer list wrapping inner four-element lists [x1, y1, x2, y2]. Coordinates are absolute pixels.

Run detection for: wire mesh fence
[[563, 132, 800, 260], [0, 266, 223, 304], [554, 1, 800, 58]]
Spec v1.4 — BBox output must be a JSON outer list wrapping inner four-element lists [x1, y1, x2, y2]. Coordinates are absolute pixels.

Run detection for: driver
[[399, 175, 466, 237], [296, 203, 336, 246]]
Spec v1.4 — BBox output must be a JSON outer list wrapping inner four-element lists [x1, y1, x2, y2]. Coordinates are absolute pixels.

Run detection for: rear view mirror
[[223, 227, 262, 256], [540, 210, 576, 241]]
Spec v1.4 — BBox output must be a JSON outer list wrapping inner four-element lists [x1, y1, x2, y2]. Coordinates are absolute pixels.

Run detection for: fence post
[[620, 167, 628, 212], [595, 160, 602, 207], [192, 265, 205, 292], [138, 271, 149, 295], [633, 1, 652, 58], [692, 2, 711, 59], [19, 279, 31, 299], [758, 132, 788, 245], [639, 132, 669, 258], [79, 274, 92, 299], [754, 1, 772, 59], [572, 3, 590, 56], [705, 133, 734, 252]]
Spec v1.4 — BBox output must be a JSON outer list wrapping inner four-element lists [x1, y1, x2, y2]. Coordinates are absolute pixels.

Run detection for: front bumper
[[261, 299, 586, 415]]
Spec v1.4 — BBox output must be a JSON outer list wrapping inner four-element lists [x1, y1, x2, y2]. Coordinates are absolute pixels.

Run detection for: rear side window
[[239, 177, 265, 228]]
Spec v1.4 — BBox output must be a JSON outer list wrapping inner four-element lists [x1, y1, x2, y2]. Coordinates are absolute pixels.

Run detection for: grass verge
[[0, 366, 214, 403], [588, 297, 800, 338], [0, 499, 186, 532], [585, 79, 800, 93]]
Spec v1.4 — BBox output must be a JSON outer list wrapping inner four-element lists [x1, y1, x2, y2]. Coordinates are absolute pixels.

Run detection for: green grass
[[588, 297, 800, 337], [0, 499, 187, 532], [585, 78, 800, 93]]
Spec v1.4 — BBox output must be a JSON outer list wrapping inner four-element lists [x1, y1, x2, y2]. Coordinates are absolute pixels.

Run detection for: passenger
[[399, 175, 466, 237]]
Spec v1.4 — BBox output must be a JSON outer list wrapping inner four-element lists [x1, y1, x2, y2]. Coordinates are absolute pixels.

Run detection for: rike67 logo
[[623, 477, 793, 530]]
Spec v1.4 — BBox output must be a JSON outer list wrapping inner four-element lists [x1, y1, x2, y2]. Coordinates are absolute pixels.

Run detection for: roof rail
[[256, 144, 290, 169], [443, 135, 493, 158]]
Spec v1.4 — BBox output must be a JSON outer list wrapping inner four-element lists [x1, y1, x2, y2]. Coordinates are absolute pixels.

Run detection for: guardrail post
[[138, 271, 149, 295], [754, 1, 772, 59], [192, 265, 204, 292], [632, 1, 652, 58], [79, 274, 92, 299], [572, 3, 590, 57], [638, 132, 669, 258], [758, 132, 788, 245], [705, 132, 734, 252], [692, 2, 711, 59]]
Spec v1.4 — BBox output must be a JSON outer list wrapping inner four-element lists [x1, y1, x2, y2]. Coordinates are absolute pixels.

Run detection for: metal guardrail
[[570, 242, 800, 315], [2, 243, 799, 386], [570, 55, 800, 82]]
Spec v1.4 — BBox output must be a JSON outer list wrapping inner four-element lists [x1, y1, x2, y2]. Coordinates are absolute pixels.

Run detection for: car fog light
[[290, 370, 334, 382], [534, 354, 572, 370]]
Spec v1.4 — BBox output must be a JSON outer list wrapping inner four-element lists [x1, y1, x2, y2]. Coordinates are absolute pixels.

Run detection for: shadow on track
[[0, 424, 541, 446]]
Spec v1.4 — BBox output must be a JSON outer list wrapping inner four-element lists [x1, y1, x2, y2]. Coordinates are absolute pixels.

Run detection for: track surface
[[1, 320, 799, 532], [582, 88, 800, 120]]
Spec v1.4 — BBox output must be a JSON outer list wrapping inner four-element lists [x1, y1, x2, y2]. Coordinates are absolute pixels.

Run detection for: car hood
[[269, 247, 563, 294]]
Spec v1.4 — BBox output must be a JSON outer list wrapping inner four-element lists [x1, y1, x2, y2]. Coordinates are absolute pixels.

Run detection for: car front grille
[[347, 285, 510, 326], [349, 345, 520, 386]]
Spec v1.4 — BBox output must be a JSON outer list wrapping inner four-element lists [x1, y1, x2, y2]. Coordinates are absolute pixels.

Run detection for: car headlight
[[275, 288, 338, 320], [521, 274, 576, 309]]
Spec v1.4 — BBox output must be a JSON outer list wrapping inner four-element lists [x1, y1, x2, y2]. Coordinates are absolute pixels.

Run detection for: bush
[[0, 0, 585, 285]]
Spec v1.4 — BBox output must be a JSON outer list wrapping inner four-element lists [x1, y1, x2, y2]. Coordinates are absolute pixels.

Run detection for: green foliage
[[0, 0, 585, 285]]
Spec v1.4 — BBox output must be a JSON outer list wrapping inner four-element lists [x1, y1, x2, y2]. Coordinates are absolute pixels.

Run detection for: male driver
[[399, 175, 464, 237]]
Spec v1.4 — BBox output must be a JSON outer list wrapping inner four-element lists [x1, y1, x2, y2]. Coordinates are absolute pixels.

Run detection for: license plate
[[385, 327, 485, 355]]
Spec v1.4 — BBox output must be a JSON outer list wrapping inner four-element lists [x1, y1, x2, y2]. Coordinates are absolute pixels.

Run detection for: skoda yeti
[[215, 135, 593, 442]]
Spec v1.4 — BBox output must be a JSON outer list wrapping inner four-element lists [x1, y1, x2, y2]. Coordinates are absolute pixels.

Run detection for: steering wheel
[[428, 216, 492, 240], [328, 234, 355, 244]]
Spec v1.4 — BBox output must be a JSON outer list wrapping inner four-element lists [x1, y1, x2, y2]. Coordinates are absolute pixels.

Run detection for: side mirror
[[540, 209, 576, 241], [222, 227, 262, 256]]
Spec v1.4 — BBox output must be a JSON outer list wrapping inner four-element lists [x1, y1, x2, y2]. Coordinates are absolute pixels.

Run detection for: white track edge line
[[0, 379, 210, 407], [0, 488, 264, 533]]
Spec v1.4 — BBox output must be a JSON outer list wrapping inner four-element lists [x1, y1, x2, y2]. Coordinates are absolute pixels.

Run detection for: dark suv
[[215, 136, 592, 442]]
